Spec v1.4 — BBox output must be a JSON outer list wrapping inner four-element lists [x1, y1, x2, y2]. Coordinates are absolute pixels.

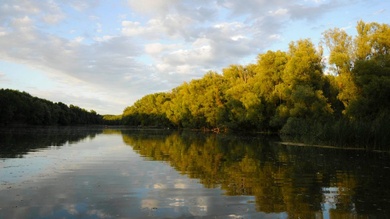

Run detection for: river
[[0, 127, 389, 218]]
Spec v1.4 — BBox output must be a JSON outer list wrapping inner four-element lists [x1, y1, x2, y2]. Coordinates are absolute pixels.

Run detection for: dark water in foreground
[[0, 127, 389, 219]]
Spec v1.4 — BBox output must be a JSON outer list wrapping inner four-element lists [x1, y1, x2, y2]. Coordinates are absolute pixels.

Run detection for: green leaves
[[322, 28, 353, 74], [120, 21, 390, 135]]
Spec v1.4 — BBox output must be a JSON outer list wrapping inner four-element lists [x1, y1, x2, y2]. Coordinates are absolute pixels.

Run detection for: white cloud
[[268, 34, 282, 40], [0, 1, 67, 26], [269, 8, 289, 16], [67, 1, 99, 11], [40, 1, 65, 24], [127, 0, 179, 15], [12, 15, 34, 31], [0, 0, 40, 18], [231, 35, 246, 41], [121, 14, 197, 40], [93, 35, 114, 42], [145, 43, 179, 55], [72, 36, 84, 43], [42, 13, 64, 24], [0, 0, 387, 114], [0, 13, 156, 113], [121, 21, 145, 36], [0, 27, 6, 36]]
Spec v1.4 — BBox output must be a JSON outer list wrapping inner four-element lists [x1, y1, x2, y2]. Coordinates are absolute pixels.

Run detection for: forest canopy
[[0, 89, 103, 126], [121, 21, 390, 147]]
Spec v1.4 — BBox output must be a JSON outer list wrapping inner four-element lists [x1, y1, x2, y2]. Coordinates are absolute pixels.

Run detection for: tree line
[[121, 21, 389, 147], [0, 89, 103, 126]]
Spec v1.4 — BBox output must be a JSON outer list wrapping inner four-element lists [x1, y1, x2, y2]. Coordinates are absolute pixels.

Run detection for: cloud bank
[[0, 0, 388, 114]]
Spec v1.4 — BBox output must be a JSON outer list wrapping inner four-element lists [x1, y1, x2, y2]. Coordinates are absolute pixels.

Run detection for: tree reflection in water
[[0, 127, 102, 158], [121, 130, 390, 218]]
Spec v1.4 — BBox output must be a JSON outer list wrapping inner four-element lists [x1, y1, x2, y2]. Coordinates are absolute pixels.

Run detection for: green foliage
[[355, 21, 390, 60], [0, 89, 103, 126], [284, 39, 324, 90], [347, 54, 390, 119], [322, 27, 353, 74], [120, 20, 389, 147], [122, 92, 175, 127], [102, 114, 123, 125]]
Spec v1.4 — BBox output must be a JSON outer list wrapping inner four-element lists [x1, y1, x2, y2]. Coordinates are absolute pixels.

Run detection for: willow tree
[[276, 39, 332, 132], [322, 27, 358, 113], [166, 71, 228, 129], [253, 50, 288, 129], [122, 92, 173, 127], [348, 21, 390, 119], [354, 21, 390, 60], [222, 64, 264, 130]]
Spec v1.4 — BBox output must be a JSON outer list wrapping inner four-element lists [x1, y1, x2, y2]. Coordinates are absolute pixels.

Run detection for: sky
[[0, 0, 389, 115]]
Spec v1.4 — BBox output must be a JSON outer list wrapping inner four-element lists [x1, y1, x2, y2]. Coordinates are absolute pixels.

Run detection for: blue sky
[[0, 0, 389, 114]]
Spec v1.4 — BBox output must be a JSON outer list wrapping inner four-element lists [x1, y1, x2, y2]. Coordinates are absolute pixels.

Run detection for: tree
[[254, 51, 287, 98], [348, 54, 390, 119], [355, 21, 390, 60], [223, 65, 264, 130], [274, 39, 332, 131], [118, 20, 390, 139], [252, 50, 289, 129], [0, 89, 103, 126], [345, 21, 390, 118], [322, 28, 353, 75]]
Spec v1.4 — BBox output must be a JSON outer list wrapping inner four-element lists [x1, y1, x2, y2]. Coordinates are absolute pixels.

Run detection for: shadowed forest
[[0, 89, 103, 125], [1, 21, 389, 149]]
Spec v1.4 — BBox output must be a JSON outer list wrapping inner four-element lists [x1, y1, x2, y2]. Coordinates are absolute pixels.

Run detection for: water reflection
[[121, 130, 390, 218], [0, 128, 389, 218], [0, 127, 102, 158]]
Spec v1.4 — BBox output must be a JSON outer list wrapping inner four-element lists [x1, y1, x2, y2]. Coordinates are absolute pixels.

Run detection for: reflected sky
[[1, 128, 389, 218], [0, 130, 284, 218]]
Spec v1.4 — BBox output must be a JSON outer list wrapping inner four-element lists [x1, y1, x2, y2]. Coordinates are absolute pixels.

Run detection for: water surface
[[0, 127, 389, 218]]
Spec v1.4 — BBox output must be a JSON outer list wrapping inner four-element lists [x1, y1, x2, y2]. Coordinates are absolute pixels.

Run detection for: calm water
[[0, 127, 389, 219]]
